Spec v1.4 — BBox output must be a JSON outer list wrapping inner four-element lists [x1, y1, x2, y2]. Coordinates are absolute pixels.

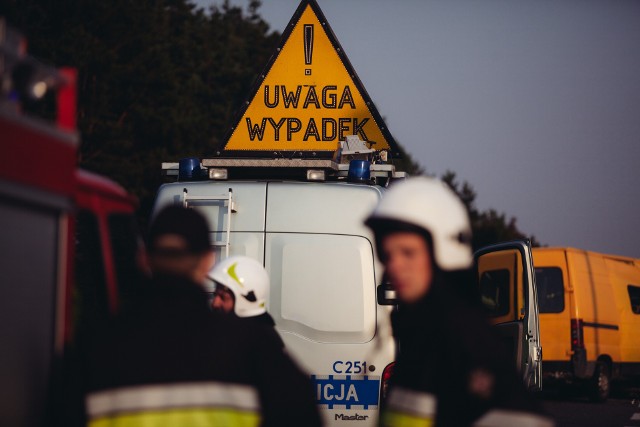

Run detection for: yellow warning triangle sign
[[221, 0, 399, 157]]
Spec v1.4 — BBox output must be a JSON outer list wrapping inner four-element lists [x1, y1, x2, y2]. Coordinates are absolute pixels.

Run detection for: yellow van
[[532, 247, 640, 401]]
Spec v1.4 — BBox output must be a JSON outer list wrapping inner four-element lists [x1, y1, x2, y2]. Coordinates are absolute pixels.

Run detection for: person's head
[[144, 205, 214, 285], [207, 255, 269, 317], [365, 177, 473, 304], [210, 282, 235, 313]]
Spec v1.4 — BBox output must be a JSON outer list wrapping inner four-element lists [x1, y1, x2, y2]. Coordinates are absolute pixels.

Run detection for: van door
[[153, 182, 268, 263], [474, 240, 542, 391], [264, 182, 395, 427]]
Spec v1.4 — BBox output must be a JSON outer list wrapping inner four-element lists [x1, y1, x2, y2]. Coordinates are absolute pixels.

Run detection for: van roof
[[533, 246, 639, 265]]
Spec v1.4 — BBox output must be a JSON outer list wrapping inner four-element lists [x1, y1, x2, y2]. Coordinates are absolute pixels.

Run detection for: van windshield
[[535, 267, 564, 313]]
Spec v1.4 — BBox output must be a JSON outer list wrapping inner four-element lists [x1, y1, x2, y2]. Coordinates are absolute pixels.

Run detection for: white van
[[153, 157, 542, 426]]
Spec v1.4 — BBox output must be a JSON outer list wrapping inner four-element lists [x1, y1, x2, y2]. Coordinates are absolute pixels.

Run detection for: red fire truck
[[0, 19, 139, 426]]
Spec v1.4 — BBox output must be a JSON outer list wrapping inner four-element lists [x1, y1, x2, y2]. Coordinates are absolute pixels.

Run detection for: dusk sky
[[197, 0, 640, 258]]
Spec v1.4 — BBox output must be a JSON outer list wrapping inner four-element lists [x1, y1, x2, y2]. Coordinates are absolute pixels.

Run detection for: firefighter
[[208, 255, 274, 325], [75, 206, 321, 427], [365, 177, 553, 427], [208, 255, 284, 346]]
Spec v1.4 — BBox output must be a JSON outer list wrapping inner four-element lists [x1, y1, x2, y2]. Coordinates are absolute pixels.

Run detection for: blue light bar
[[178, 157, 201, 181], [347, 159, 371, 183]]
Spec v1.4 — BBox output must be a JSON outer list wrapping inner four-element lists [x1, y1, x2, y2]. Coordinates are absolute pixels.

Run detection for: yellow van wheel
[[587, 362, 611, 403]]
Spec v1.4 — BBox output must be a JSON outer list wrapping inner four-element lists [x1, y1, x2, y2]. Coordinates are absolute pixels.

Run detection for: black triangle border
[[217, 0, 401, 159]]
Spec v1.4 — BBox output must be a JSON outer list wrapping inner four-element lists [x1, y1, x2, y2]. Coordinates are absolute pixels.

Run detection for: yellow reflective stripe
[[473, 409, 555, 427], [87, 382, 259, 419], [89, 407, 260, 427], [386, 387, 437, 418], [380, 410, 434, 427]]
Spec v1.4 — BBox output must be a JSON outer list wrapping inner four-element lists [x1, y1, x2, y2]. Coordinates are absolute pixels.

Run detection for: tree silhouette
[[3, 0, 540, 246], [441, 171, 540, 250], [3, 0, 280, 227]]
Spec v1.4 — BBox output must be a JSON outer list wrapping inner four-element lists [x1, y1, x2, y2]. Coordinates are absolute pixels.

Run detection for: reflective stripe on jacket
[[76, 275, 321, 427], [380, 387, 436, 427], [86, 382, 261, 427], [472, 409, 555, 427]]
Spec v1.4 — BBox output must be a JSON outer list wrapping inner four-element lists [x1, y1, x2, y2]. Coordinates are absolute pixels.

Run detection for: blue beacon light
[[178, 157, 201, 181], [347, 159, 371, 183]]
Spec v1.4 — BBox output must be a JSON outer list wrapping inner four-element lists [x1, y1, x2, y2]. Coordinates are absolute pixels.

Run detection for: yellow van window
[[479, 269, 511, 318], [535, 267, 564, 313], [628, 285, 640, 314], [476, 249, 523, 324]]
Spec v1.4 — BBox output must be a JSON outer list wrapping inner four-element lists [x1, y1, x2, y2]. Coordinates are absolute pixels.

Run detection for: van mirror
[[377, 282, 397, 305]]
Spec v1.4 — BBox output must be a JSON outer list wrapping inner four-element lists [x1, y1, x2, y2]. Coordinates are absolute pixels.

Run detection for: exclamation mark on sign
[[304, 24, 314, 76]]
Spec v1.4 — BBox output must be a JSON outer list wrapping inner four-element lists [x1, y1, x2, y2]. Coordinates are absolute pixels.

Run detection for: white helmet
[[208, 255, 269, 317], [365, 176, 473, 271]]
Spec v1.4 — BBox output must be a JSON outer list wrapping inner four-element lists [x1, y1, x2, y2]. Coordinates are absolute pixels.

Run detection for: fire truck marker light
[[32, 81, 48, 99]]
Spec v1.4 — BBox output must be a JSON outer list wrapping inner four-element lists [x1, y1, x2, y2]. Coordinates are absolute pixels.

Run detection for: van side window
[[108, 214, 142, 312], [479, 269, 511, 317], [628, 285, 640, 314], [75, 210, 109, 335], [535, 267, 564, 313]]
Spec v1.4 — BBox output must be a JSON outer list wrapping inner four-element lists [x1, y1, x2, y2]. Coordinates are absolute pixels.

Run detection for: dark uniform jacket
[[380, 271, 553, 427], [244, 312, 285, 348], [77, 275, 321, 427]]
